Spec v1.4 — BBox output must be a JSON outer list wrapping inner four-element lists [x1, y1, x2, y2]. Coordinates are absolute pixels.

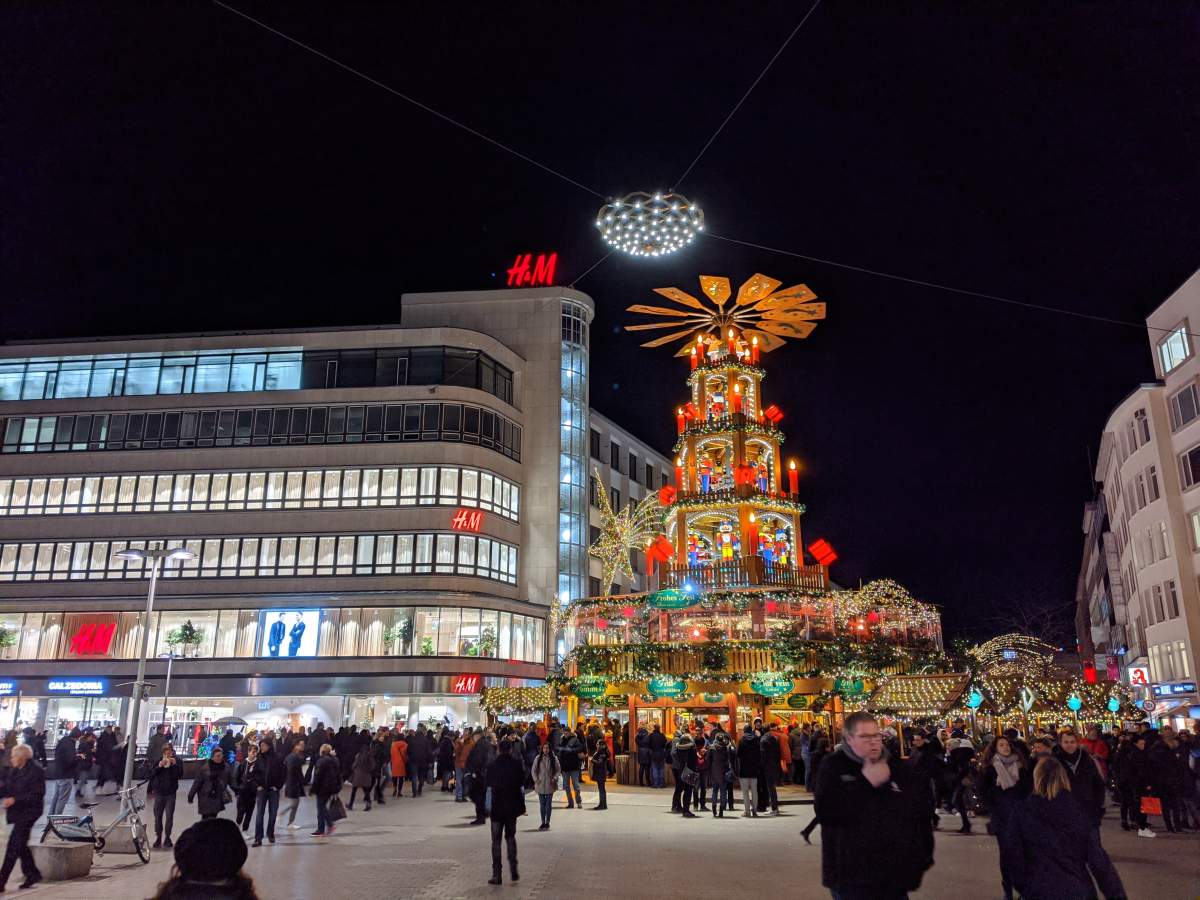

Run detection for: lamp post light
[[158, 650, 180, 752], [113, 544, 195, 812]]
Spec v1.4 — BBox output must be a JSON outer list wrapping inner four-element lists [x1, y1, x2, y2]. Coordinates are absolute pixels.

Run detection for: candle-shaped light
[[788, 459, 799, 495], [747, 511, 758, 555], [689, 345, 698, 370], [676, 407, 686, 434], [731, 383, 743, 414], [751, 335, 760, 365], [726, 328, 736, 355], [675, 457, 684, 491]]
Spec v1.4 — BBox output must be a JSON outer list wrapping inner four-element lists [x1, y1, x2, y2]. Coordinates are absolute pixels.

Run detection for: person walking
[[590, 735, 611, 811], [437, 729, 456, 793], [558, 728, 584, 809], [391, 729, 409, 798], [96, 724, 118, 792], [348, 742, 374, 811], [759, 723, 782, 815], [906, 732, 945, 832], [408, 726, 431, 796], [46, 727, 79, 815], [945, 729, 977, 833], [1115, 734, 1154, 836], [310, 744, 341, 837], [218, 728, 239, 772], [648, 723, 667, 788], [978, 736, 1032, 900], [635, 727, 652, 787], [1053, 729, 1126, 898], [233, 745, 259, 832], [737, 724, 761, 818], [1151, 730, 1189, 832], [813, 712, 935, 899], [282, 739, 307, 830], [370, 730, 390, 806], [467, 732, 496, 825], [0, 744, 44, 891], [705, 729, 734, 817], [485, 738, 526, 885], [1009, 757, 1097, 900], [148, 744, 182, 849], [531, 741, 561, 830], [188, 746, 233, 820], [789, 724, 807, 788], [452, 729, 472, 802], [250, 739, 285, 847]]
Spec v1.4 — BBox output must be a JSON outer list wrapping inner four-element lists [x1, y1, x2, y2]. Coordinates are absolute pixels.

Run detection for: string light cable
[[707, 231, 1200, 341], [211, 0, 605, 200]]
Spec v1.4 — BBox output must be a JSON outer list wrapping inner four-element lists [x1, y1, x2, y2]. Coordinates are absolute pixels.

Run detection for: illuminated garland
[[688, 361, 766, 385], [479, 685, 558, 715], [969, 633, 1057, 679], [566, 586, 830, 621], [835, 580, 941, 629], [674, 420, 784, 454], [668, 491, 807, 516]]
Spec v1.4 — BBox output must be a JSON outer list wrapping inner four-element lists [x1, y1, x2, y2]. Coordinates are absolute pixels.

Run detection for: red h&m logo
[[506, 252, 558, 287], [451, 674, 481, 695], [69, 623, 117, 656], [808, 539, 838, 566], [450, 508, 484, 532]]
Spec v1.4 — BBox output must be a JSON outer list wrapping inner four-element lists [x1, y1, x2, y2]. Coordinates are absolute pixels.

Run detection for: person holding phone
[[148, 744, 182, 848]]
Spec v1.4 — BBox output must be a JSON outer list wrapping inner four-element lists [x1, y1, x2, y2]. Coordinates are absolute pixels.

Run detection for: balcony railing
[[661, 555, 827, 591]]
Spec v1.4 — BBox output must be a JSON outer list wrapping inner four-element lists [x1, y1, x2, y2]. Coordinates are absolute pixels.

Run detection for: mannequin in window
[[287, 613, 306, 657], [268, 614, 285, 657]]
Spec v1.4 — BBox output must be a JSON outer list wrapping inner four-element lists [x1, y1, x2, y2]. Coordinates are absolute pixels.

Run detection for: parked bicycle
[[40, 783, 151, 864]]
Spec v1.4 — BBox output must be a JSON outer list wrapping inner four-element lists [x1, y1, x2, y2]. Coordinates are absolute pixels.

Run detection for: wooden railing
[[661, 556, 827, 591]]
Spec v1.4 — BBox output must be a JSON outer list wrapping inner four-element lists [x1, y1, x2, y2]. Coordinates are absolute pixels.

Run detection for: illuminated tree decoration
[[625, 272, 825, 355], [596, 191, 704, 257], [588, 466, 666, 596], [479, 685, 558, 715], [970, 633, 1057, 679]]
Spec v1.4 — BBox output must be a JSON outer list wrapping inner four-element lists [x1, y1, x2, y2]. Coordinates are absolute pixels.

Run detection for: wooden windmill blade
[[626, 304, 699, 318], [625, 321, 701, 332], [761, 302, 827, 322], [755, 283, 816, 310], [742, 329, 786, 353], [759, 321, 818, 339], [735, 273, 782, 306], [652, 287, 708, 311], [698, 276, 732, 306], [640, 327, 702, 348]]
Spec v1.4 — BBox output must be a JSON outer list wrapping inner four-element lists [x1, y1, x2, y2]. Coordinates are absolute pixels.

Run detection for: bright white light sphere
[[595, 191, 703, 257]]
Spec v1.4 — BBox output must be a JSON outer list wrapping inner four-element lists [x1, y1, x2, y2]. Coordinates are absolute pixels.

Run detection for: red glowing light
[[506, 252, 558, 287], [808, 539, 838, 566], [621, 606, 636, 619], [69, 623, 117, 656], [450, 508, 484, 532], [451, 674, 481, 694], [595, 618, 608, 630], [658, 485, 677, 505]]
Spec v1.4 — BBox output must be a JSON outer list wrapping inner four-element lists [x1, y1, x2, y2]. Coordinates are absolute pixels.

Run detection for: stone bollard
[[30, 842, 93, 881]]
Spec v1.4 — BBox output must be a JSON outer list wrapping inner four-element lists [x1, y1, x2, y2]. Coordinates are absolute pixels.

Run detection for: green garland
[[667, 490, 807, 515], [688, 360, 765, 384], [674, 420, 784, 454]]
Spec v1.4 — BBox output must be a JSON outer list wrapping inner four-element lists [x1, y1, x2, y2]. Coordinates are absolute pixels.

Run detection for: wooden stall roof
[[867, 672, 970, 717]]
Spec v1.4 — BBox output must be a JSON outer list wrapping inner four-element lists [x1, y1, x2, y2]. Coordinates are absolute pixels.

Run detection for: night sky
[[6, 3, 1200, 639]]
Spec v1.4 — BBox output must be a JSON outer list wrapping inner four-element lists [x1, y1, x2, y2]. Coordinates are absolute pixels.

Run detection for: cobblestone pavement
[[19, 782, 1199, 900]]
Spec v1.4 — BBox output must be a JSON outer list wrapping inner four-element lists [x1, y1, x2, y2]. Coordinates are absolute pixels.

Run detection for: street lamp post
[[158, 650, 179, 751], [113, 544, 195, 812]]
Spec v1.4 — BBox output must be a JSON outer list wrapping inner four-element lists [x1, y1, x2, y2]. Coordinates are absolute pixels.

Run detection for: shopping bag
[[1140, 795, 1162, 816], [327, 794, 348, 822], [680, 766, 699, 787]]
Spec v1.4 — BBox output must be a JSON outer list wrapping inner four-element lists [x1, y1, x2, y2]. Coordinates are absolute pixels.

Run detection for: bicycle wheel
[[130, 816, 151, 864]]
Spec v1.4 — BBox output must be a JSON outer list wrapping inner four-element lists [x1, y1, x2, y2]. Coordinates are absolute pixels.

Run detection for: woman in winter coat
[[187, 746, 233, 820], [704, 730, 734, 817], [590, 737, 610, 811], [437, 730, 456, 792], [311, 743, 342, 836], [348, 745, 374, 810], [390, 733, 408, 798], [233, 745, 258, 832], [978, 736, 1032, 900], [635, 727, 652, 787], [672, 733, 699, 817], [531, 741, 562, 830], [1010, 757, 1096, 900]]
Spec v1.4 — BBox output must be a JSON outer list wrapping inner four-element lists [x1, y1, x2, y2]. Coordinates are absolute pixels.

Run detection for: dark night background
[[5, 2, 1200, 640]]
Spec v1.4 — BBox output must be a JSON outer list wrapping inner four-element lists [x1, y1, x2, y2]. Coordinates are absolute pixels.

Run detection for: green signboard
[[786, 694, 811, 709], [573, 675, 607, 700], [701, 692, 726, 704], [750, 673, 795, 697], [834, 677, 865, 696], [648, 589, 701, 610], [647, 675, 689, 698]]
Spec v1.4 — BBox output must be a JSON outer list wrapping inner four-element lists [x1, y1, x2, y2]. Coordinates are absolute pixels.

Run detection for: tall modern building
[[0, 287, 609, 748], [1079, 268, 1200, 728]]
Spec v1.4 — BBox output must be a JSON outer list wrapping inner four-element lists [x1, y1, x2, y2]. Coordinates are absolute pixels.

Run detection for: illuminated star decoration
[[625, 272, 825, 355], [589, 467, 665, 596]]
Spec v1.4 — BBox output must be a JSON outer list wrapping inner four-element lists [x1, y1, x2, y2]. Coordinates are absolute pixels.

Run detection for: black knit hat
[[173, 818, 248, 881]]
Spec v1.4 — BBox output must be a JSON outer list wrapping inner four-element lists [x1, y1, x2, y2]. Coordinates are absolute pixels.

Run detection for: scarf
[[993, 753, 1021, 790]]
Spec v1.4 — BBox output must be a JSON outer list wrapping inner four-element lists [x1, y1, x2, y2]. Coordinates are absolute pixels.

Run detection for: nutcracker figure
[[773, 528, 789, 566], [756, 462, 769, 492], [699, 457, 713, 493], [759, 532, 774, 566], [687, 532, 700, 567], [718, 521, 736, 561]]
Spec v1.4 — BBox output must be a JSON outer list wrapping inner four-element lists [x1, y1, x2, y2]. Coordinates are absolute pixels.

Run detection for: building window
[[1179, 443, 1200, 489], [1, 401, 522, 462], [1124, 421, 1138, 457], [0, 465, 520, 521], [1169, 384, 1200, 431], [1190, 511, 1200, 550], [661, 471, 669, 489], [628, 452, 638, 480], [589, 476, 599, 507], [1146, 465, 1160, 502], [610, 442, 621, 472], [1165, 579, 1180, 619], [1134, 409, 1151, 445], [1155, 520, 1171, 560], [610, 487, 620, 511], [1135, 473, 1147, 509], [0, 532, 518, 585], [645, 463, 654, 489], [589, 525, 600, 545], [1158, 324, 1192, 374], [1152, 584, 1166, 622], [588, 576, 601, 598], [590, 429, 601, 459]]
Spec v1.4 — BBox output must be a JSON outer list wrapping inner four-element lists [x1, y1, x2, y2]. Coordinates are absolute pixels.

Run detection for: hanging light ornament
[[596, 191, 704, 257]]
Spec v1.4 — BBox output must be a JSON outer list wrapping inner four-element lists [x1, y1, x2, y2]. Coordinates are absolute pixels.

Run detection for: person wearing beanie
[[151, 818, 259, 899]]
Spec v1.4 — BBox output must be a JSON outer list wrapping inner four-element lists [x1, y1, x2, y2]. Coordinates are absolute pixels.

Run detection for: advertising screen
[[258, 609, 320, 658]]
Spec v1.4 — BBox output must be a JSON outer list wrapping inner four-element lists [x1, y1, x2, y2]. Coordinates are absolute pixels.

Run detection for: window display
[[258, 609, 320, 657]]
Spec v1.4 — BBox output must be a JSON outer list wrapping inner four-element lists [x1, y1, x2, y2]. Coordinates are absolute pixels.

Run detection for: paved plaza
[[17, 780, 1198, 900]]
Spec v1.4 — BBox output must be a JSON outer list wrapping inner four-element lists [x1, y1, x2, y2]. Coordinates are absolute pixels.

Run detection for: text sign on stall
[[751, 673, 795, 698], [451, 674, 481, 695], [646, 675, 688, 699], [506, 252, 558, 287], [451, 509, 485, 532], [648, 589, 701, 610], [573, 676, 607, 700]]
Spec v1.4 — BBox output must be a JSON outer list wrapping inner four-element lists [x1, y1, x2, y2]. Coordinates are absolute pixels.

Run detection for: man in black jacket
[[408, 725, 432, 796], [46, 728, 80, 815], [0, 744, 44, 891], [647, 724, 668, 788], [737, 724, 761, 817], [814, 712, 934, 899], [558, 731, 584, 808], [250, 740, 287, 847], [759, 724, 782, 815], [1053, 730, 1125, 899], [485, 738, 525, 885]]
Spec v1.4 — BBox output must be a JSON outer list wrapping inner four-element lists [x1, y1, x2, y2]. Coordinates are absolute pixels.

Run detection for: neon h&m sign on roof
[[506, 252, 557, 287]]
